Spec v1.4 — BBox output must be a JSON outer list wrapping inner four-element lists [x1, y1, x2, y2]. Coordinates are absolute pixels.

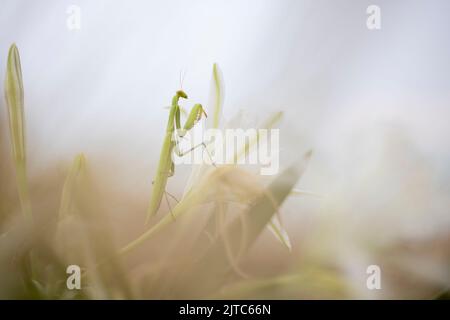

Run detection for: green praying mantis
[[145, 89, 209, 224]]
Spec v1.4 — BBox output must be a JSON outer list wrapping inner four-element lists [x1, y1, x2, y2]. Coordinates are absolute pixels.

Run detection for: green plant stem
[[16, 161, 32, 219]]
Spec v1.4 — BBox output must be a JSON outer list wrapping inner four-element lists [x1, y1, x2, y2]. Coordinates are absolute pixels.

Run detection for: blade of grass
[[210, 63, 224, 129], [213, 266, 348, 299], [58, 153, 86, 219], [230, 111, 283, 164], [60, 155, 133, 298], [119, 166, 257, 256], [4, 43, 32, 220], [177, 151, 312, 297], [119, 185, 204, 255], [183, 63, 225, 197], [229, 110, 290, 250], [290, 188, 323, 198]]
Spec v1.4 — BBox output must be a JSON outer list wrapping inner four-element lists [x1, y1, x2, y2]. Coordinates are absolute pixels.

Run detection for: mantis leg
[[174, 141, 217, 167], [164, 191, 176, 220], [165, 189, 179, 203]]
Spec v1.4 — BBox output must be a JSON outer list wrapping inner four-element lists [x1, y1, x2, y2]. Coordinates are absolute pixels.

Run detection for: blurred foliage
[[1, 45, 448, 299]]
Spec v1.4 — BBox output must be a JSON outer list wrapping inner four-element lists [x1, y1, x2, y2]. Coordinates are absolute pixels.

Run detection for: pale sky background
[[0, 1, 448, 171], [0, 1, 449, 296]]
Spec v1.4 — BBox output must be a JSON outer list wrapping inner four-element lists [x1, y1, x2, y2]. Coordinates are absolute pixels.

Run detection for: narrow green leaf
[[183, 63, 225, 196], [177, 151, 312, 297], [58, 153, 86, 219], [4, 43, 32, 219], [231, 111, 283, 163], [213, 267, 348, 299], [209, 63, 224, 129]]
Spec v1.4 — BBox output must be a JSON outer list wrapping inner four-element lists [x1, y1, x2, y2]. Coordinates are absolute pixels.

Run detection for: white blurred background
[[0, 0, 449, 298]]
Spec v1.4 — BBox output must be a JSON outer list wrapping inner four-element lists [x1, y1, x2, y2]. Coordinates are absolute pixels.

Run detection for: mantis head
[[176, 90, 188, 99]]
